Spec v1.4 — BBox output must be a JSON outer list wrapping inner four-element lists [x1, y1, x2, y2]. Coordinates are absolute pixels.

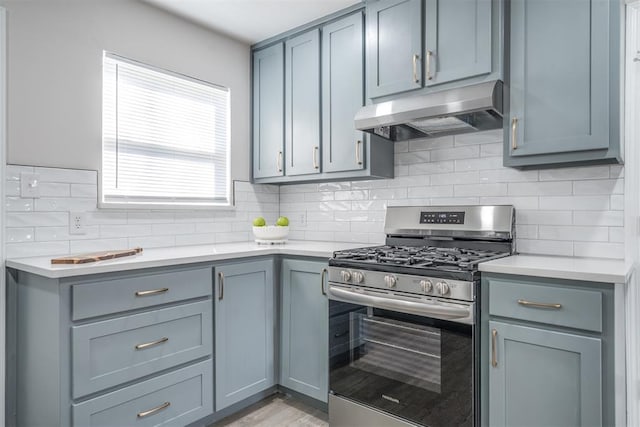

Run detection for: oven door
[[328, 284, 477, 427]]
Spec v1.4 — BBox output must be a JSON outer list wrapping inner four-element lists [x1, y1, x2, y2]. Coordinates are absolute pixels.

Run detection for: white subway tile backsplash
[[7, 211, 68, 227], [507, 181, 572, 196], [573, 211, 624, 226], [539, 166, 610, 181], [5, 133, 626, 260], [6, 197, 34, 212], [538, 226, 609, 242], [36, 226, 100, 241], [573, 242, 625, 259], [539, 195, 610, 211], [430, 145, 479, 162], [7, 227, 34, 243]]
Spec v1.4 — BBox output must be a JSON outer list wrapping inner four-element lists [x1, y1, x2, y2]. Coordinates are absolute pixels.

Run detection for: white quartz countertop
[[5, 240, 369, 279], [479, 254, 631, 284]]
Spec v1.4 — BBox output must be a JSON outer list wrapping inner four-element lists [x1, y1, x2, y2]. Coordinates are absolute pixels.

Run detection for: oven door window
[[329, 301, 474, 427]]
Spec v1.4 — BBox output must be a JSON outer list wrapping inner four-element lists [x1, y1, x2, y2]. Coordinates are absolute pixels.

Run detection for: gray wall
[[1, 0, 250, 181]]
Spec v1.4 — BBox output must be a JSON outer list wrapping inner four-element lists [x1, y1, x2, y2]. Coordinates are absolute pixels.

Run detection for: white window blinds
[[102, 53, 231, 207]]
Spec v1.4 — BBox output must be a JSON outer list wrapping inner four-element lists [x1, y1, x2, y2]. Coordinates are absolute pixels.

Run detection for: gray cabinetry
[[489, 321, 602, 427], [214, 259, 276, 411], [367, 0, 422, 98], [366, 0, 497, 99], [280, 259, 328, 402], [6, 265, 214, 427], [251, 8, 394, 185], [322, 12, 366, 174], [285, 30, 321, 176], [483, 274, 616, 427], [504, 0, 622, 166], [253, 43, 285, 179], [424, 0, 492, 86]]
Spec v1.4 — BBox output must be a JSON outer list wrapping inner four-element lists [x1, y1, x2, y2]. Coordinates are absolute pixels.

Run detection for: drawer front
[[72, 267, 212, 320], [488, 278, 602, 332], [72, 300, 212, 398], [73, 360, 213, 427]]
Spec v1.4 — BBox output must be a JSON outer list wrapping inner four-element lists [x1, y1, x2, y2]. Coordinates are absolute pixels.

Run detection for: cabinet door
[[253, 43, 284, 179], [280, 260, 328, 402], [367, 0, 422, 98], [489, 321, 602, 427], [215, 260, 275, 411], [507, 0, 610, 159], [285, 29, 321, 176], [424, 0, 491, 86], [322, 12, 366, 173]]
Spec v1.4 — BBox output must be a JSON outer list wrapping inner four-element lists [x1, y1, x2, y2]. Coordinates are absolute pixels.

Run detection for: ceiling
[[143, 0, 362, 44]]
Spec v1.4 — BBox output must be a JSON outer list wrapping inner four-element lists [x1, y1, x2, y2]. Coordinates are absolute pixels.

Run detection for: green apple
[[252, 217, 266, 227], [276, 216, 289, 226]]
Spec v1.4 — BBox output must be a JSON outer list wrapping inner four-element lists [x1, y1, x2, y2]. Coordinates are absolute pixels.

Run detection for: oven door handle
[[328, 284, 474, 324]]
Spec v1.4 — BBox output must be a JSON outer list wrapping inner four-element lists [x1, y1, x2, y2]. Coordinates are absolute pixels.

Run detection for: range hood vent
[[355, 80, 504, 142]]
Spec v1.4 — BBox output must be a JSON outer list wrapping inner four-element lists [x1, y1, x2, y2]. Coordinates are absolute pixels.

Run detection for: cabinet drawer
[[72, 267, 212, 320], [73, 360, 213, 427], [488, 278, 602, 332], [72, 300, 212, 398]]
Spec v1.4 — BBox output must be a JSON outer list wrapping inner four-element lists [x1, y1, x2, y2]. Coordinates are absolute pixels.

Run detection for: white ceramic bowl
[[252, 225, 289, 241]]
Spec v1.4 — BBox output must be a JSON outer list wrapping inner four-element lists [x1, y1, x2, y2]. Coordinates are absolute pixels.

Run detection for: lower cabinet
[[483, 274, 616, 427], [214, 259, 276, 411], [279, 259, 329, 402], [488, 321, 602, 427]]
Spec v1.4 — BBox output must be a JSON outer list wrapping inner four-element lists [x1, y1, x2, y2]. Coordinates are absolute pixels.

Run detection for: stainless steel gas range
[[327, 205, 515, 427]]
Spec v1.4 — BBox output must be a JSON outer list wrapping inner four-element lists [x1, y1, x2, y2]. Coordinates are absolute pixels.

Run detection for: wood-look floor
[[212, 395, 328, 427]]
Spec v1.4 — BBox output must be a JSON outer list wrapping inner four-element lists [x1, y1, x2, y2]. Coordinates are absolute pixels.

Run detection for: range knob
[[384, 275, 397, 288], [420, 280, 433, 293], [340, 270, 352, 282], [352, 271, 364, 283], [435, 282, 450, 296]]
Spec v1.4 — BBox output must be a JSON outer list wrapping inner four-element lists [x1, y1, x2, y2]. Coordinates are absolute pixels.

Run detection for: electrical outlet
[[69, 212, 87, 235], [298, 211, 308, 228], [20, 173, 41, 198]]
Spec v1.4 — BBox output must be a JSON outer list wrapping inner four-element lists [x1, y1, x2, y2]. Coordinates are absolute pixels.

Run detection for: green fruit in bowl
[[253, 217, 266, 227], [276, 216, 289, 226]]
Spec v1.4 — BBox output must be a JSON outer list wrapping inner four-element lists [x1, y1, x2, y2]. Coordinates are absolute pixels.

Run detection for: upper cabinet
[[251, 9, 394, 185], [322, 13, 366, 173], [285, 30, 321, 177], [252, 43, 284, 179], [366, 0, 499, 99], [504, 0, 622, 167], [424, 0, 492, 86], [367, 0, 423, 97]]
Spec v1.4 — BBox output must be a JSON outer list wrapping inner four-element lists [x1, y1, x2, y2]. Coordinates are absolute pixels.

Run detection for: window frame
[[99, 52, 233, 210]]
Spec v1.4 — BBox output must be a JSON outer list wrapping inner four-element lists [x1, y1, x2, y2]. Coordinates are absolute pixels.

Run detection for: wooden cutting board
[[51, 247, 143, 264]]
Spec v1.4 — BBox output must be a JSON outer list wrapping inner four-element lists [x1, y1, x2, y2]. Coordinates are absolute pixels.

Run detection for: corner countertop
[[5, 240, 370, 279], [479, 254, 631, 284]]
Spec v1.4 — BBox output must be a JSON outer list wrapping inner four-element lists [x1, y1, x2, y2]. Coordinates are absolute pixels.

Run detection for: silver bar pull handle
[[218, 272, 224, 300], [277, 151, 283, 173], [517, 299, 562, 309], [313, 146, 319, 169], [511, 117, 518, 150], [135, 337, 168, 350], [137, 401, 171, 418], [412, 54, 420, 83], [135, 288, 169, 297], [356, 140, 363, 165], [321, 268, 328, 296], [491, 329, 498, 367], [426, 50, 433, 81]]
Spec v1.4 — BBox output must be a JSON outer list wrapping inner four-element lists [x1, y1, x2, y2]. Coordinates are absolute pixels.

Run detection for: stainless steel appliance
[[327, 205, 515, 427], [354, 80, 503, 141]]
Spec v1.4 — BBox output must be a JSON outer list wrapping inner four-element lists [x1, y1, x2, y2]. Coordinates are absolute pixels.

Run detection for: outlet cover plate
[[69, 212, 87, 235]]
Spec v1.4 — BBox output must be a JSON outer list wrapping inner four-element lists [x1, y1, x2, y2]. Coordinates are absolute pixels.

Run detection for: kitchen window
[[101, 53, 231, 208]]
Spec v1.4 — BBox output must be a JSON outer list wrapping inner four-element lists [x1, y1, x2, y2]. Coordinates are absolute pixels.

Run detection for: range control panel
[[420, 211, 466, 225]]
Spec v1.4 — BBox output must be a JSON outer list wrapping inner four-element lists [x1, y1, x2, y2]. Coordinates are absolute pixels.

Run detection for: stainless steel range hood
[[355, 80, 504, 142]]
